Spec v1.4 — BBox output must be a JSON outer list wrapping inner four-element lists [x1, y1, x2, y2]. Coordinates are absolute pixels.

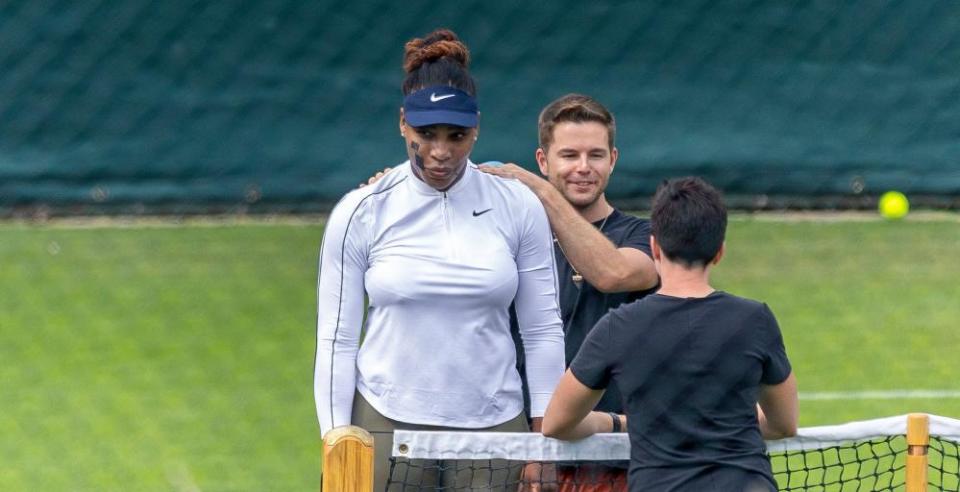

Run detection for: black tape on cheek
[[410, 142, 425, 170]]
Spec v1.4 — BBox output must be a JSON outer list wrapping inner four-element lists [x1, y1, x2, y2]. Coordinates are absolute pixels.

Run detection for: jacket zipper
[[442, 191, 455, 259]]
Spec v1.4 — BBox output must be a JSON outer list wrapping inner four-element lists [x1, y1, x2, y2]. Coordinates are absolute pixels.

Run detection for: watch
[[609, 412, 622, 433]]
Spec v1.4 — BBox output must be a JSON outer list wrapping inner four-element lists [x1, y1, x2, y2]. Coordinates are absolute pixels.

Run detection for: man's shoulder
[[605, 209, 651, 251], [608, 208, 649, 227]]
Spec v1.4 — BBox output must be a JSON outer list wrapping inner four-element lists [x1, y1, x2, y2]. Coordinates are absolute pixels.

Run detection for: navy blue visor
[[403, 85, 478, 128]]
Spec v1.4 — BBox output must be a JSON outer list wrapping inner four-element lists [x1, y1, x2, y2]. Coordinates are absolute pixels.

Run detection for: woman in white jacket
[[314, 28, 565, 490]]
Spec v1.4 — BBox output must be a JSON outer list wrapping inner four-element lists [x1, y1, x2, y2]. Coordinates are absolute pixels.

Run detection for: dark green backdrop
[[2, 0, 959, 212]]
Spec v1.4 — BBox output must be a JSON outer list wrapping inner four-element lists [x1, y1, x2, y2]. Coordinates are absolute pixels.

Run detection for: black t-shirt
[[570, 291, 792, 492], [556, 208, 656, 413], [512, 208, 656, 415]]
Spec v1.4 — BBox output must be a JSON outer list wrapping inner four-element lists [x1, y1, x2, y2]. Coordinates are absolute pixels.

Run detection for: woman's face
[[401, 118, 478, 190]]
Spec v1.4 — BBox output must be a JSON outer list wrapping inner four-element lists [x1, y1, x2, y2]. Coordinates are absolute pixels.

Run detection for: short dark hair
[[537, 94, 615, 151], [650, 177, 727, 268]]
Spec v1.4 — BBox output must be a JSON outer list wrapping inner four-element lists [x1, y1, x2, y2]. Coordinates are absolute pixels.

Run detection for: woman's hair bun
[[403, 28, 470, 74]]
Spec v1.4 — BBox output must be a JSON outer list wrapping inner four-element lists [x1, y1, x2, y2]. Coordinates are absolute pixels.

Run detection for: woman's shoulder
[[360, 162, 410, 196], [470, 164, 541, 206], [709, 291, 768, 312], [331, 163, 409, 217], [606, 294, 660, 320]]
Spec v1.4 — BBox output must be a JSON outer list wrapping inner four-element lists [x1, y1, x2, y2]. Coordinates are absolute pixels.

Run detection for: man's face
[[537, 121, 617, 209]]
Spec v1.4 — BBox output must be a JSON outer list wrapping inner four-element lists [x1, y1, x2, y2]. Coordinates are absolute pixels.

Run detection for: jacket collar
[[404, 159, 475, 195]]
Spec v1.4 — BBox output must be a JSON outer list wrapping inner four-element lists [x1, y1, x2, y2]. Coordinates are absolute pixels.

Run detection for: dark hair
[[650, 177, 727, 268], [538, 94, 615, 150], [402, 28, 476, 96]]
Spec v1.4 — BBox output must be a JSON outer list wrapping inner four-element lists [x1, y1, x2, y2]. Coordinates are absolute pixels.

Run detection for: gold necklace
[[556, 210, 611, 289]]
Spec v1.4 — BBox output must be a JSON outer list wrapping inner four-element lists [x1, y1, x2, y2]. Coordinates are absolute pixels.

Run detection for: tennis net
[[378, 414, 960, 491]]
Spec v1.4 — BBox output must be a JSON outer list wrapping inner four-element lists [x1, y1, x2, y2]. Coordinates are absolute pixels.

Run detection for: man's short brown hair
[[538, 94, 616, 151]]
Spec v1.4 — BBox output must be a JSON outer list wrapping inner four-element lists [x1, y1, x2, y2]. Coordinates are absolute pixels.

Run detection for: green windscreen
[[2, 1, 958, 212]]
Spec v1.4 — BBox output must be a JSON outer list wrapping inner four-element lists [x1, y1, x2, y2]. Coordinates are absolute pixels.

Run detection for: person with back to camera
[[542, 177, 799, 492], [313, 28, 566, 491]]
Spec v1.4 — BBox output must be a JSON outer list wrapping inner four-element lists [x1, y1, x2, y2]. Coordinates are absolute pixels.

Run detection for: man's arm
[[758, 372, 799, 440], [480, 163, 657, 293]]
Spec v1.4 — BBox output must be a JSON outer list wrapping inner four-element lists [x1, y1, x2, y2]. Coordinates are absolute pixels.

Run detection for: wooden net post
[[905, 413, 929, 492], [322, 425, 374, 492]]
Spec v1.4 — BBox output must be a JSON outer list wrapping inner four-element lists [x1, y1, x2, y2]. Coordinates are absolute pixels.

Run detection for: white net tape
[[392, 414, 960, 460]]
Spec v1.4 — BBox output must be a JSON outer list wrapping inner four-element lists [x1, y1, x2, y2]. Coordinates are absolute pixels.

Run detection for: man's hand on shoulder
[[478, 162, 551, 196], [358, 167, 393, 188]]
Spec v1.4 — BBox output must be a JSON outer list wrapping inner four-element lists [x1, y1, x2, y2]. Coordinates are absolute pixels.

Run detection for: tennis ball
[[878, 191, 909, 219]]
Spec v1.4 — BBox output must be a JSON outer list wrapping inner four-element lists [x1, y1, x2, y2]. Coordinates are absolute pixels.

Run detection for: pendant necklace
[[556, 210, 611, 289]]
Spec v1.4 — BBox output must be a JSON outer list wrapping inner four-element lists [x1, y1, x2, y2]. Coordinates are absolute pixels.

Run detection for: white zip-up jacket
[[315, 161, 565, 437]]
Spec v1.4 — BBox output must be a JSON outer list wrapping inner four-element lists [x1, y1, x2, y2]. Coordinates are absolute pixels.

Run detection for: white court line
[[801, 390, 960, 401], [165, 462, 202, 492]]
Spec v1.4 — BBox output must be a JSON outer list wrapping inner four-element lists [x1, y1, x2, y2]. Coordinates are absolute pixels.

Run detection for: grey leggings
[[351, 392, 529, 491]]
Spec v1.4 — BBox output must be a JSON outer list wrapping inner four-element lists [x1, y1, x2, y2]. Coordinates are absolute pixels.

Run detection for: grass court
[[1, 214, 958, 490]]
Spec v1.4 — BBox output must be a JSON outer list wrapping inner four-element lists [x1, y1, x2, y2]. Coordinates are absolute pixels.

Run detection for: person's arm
[[314, 192, 369, 437], [755, 304, 798, 440], [758, 372, 798, 439], [512, 189, 566, 423], [544, 312, 624, 441], [480, 163, 657, 293], [542, 369, 623, 440]]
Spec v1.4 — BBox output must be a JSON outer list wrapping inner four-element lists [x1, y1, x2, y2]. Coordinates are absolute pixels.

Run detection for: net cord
[[391, 413, 960, 460]]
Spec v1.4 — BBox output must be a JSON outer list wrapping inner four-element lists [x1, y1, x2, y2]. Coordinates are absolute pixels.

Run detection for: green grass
[[1, 216, 958, 490], [716, 217, 960, 426], [0, 224, 322, 491]]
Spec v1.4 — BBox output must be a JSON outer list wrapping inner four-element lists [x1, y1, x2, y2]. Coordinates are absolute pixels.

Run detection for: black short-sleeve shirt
[[557, 209, 656, 413], [512, 208, 656, 415], [570, 291, 792, 491]]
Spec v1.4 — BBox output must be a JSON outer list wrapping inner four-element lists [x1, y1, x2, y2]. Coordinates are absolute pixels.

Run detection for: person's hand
[[478, 162, 532, 181], [359, 167, 393, 188], [478, 163, 550, 194], [517, 461, 558, 492]]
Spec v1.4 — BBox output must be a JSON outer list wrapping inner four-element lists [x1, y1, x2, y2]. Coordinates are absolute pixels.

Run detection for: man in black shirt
[[481, 94, 659, 405], [480, 95, 659, 490], [543, 177, 798, 492]]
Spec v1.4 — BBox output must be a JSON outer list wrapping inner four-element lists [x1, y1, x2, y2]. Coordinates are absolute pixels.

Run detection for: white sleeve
[[314, 192, 369, 437], [513, 192, 566, 418]]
